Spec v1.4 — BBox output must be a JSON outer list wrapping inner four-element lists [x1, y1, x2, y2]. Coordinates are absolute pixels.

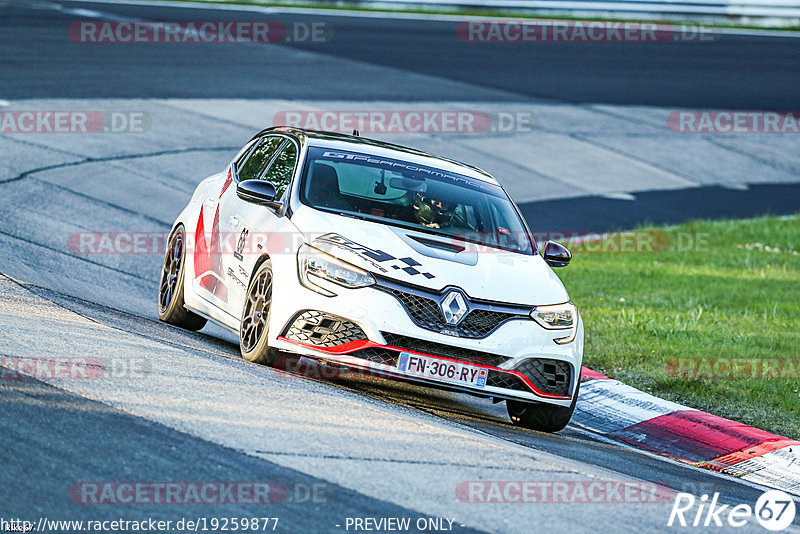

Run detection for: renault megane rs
[[158, 127, 583, 431]]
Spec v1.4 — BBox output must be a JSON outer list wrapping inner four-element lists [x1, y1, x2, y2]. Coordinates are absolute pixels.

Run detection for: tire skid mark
[[253, 449, 545, 471], [0, 230, 154, 282], [26, 174, 173, 228], [3, 275, 237, 360], [0, 146, 238, 185]]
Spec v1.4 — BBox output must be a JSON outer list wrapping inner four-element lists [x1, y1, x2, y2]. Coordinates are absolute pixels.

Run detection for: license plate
[[397, 352, 487, 388]]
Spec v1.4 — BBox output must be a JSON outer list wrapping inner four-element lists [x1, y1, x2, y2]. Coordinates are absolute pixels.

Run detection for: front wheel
[[506, 381, 580, 433], [240, 260, 279, 365], [157, 225, 207, 331]]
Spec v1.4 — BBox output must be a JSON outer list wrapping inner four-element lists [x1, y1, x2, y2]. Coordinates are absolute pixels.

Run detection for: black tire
[[239, 259, 279, 365], [506, 381, 580, 433], [157, 225, 207, 331]]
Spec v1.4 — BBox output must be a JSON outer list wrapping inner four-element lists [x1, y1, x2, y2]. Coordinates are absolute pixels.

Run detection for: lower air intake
[[284, 311, 366, 348]]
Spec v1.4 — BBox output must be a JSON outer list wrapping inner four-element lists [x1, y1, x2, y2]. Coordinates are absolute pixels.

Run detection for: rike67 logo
[[668, 490, 796, 531]]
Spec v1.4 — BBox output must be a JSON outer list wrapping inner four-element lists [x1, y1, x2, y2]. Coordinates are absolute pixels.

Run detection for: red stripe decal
[[193, 205, 212, 290], [193, 201, 227, 301], [220, 168, 233, 197], [279, 337, 378, 355]]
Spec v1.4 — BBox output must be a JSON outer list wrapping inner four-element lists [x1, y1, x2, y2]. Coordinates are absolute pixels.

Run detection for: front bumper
[[268, 281, 584, 407], [278, 332, 572, 402]]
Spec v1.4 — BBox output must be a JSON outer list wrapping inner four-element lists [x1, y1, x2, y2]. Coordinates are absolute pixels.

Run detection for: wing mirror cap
[[543, 240, 572, 267], [237, 179, 282, 210]]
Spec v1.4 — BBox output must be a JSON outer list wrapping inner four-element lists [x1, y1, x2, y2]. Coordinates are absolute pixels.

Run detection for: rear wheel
[[506, 381, 580, 433], [240, 260, 279, 365], [157, 225, 207, 331]]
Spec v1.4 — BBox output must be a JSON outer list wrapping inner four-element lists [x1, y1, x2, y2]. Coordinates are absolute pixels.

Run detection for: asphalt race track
[[3, 0, 800, 108], [1, 1, 799, 533]]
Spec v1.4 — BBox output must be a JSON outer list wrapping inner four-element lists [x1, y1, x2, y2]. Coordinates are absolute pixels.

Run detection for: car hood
[[293, 207, 570, 306]]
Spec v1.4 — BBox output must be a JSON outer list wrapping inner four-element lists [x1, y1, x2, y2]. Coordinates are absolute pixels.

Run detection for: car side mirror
[[543, 240, 572, 267], [237, 179, 282, 210]]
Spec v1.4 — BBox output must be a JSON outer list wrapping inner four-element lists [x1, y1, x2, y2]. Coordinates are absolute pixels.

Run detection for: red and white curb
[[576, 367, 800, 496]]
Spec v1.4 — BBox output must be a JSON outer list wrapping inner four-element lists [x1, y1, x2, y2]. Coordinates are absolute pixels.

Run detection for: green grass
[[558, 215, 800, 439], [152, 0, 800, 32]]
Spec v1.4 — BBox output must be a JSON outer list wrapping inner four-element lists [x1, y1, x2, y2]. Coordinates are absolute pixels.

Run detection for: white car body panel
[[170, 129, 584, 409], [291, 206, 570, 304]]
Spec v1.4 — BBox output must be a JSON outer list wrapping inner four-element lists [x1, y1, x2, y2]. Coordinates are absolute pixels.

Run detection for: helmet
[[412, 193, 455, 228]]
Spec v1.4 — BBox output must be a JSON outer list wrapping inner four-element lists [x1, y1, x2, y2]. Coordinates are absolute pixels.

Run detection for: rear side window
[[237, 136, 284, 181], [263, 141, 298, 197]]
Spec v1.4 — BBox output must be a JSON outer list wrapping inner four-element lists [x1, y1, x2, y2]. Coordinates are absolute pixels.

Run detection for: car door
[[218, 135, 296, 317], [193, 135, 284, 314]]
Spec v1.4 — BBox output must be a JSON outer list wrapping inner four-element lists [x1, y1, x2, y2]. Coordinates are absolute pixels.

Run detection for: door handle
[[204, 198, 215, 207], [229, 215, 240, 227]]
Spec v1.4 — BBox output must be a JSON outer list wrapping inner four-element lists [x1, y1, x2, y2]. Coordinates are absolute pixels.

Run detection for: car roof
[[254, 126, 500, 185]]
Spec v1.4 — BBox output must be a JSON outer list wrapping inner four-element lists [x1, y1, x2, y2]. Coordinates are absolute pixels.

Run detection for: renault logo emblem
[[441, 290, 469, 325]]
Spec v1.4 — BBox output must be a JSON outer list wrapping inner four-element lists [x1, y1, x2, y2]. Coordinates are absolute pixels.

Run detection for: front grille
[[386, 289, 443, 331], [460, 309, 522, 338], [283, 311, 366, 348], [382, 332, 510, 367], [515, 359, 572, 396], [383, 287, 527, 339]]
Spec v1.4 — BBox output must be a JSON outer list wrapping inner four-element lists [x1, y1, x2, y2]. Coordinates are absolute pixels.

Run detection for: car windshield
[[299, 146, 533, 255]]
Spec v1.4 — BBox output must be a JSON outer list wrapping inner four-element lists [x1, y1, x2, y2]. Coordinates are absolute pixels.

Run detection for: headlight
[[298, 244, 375, 296], [531, 301, 577, 344]]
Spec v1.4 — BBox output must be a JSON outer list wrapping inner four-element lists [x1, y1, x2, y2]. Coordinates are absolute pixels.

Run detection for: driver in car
[[412, 192, 456, 229]]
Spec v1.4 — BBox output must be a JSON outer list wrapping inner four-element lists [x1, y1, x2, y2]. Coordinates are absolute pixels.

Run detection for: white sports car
[[158, 127, 584, 431]]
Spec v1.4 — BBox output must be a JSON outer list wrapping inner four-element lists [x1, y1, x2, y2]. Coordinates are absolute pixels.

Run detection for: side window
[[234, 139, 258, 170], [237, 136, 283, 182], [263, 141, 298, 197], [455, 204, 478, 230]]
